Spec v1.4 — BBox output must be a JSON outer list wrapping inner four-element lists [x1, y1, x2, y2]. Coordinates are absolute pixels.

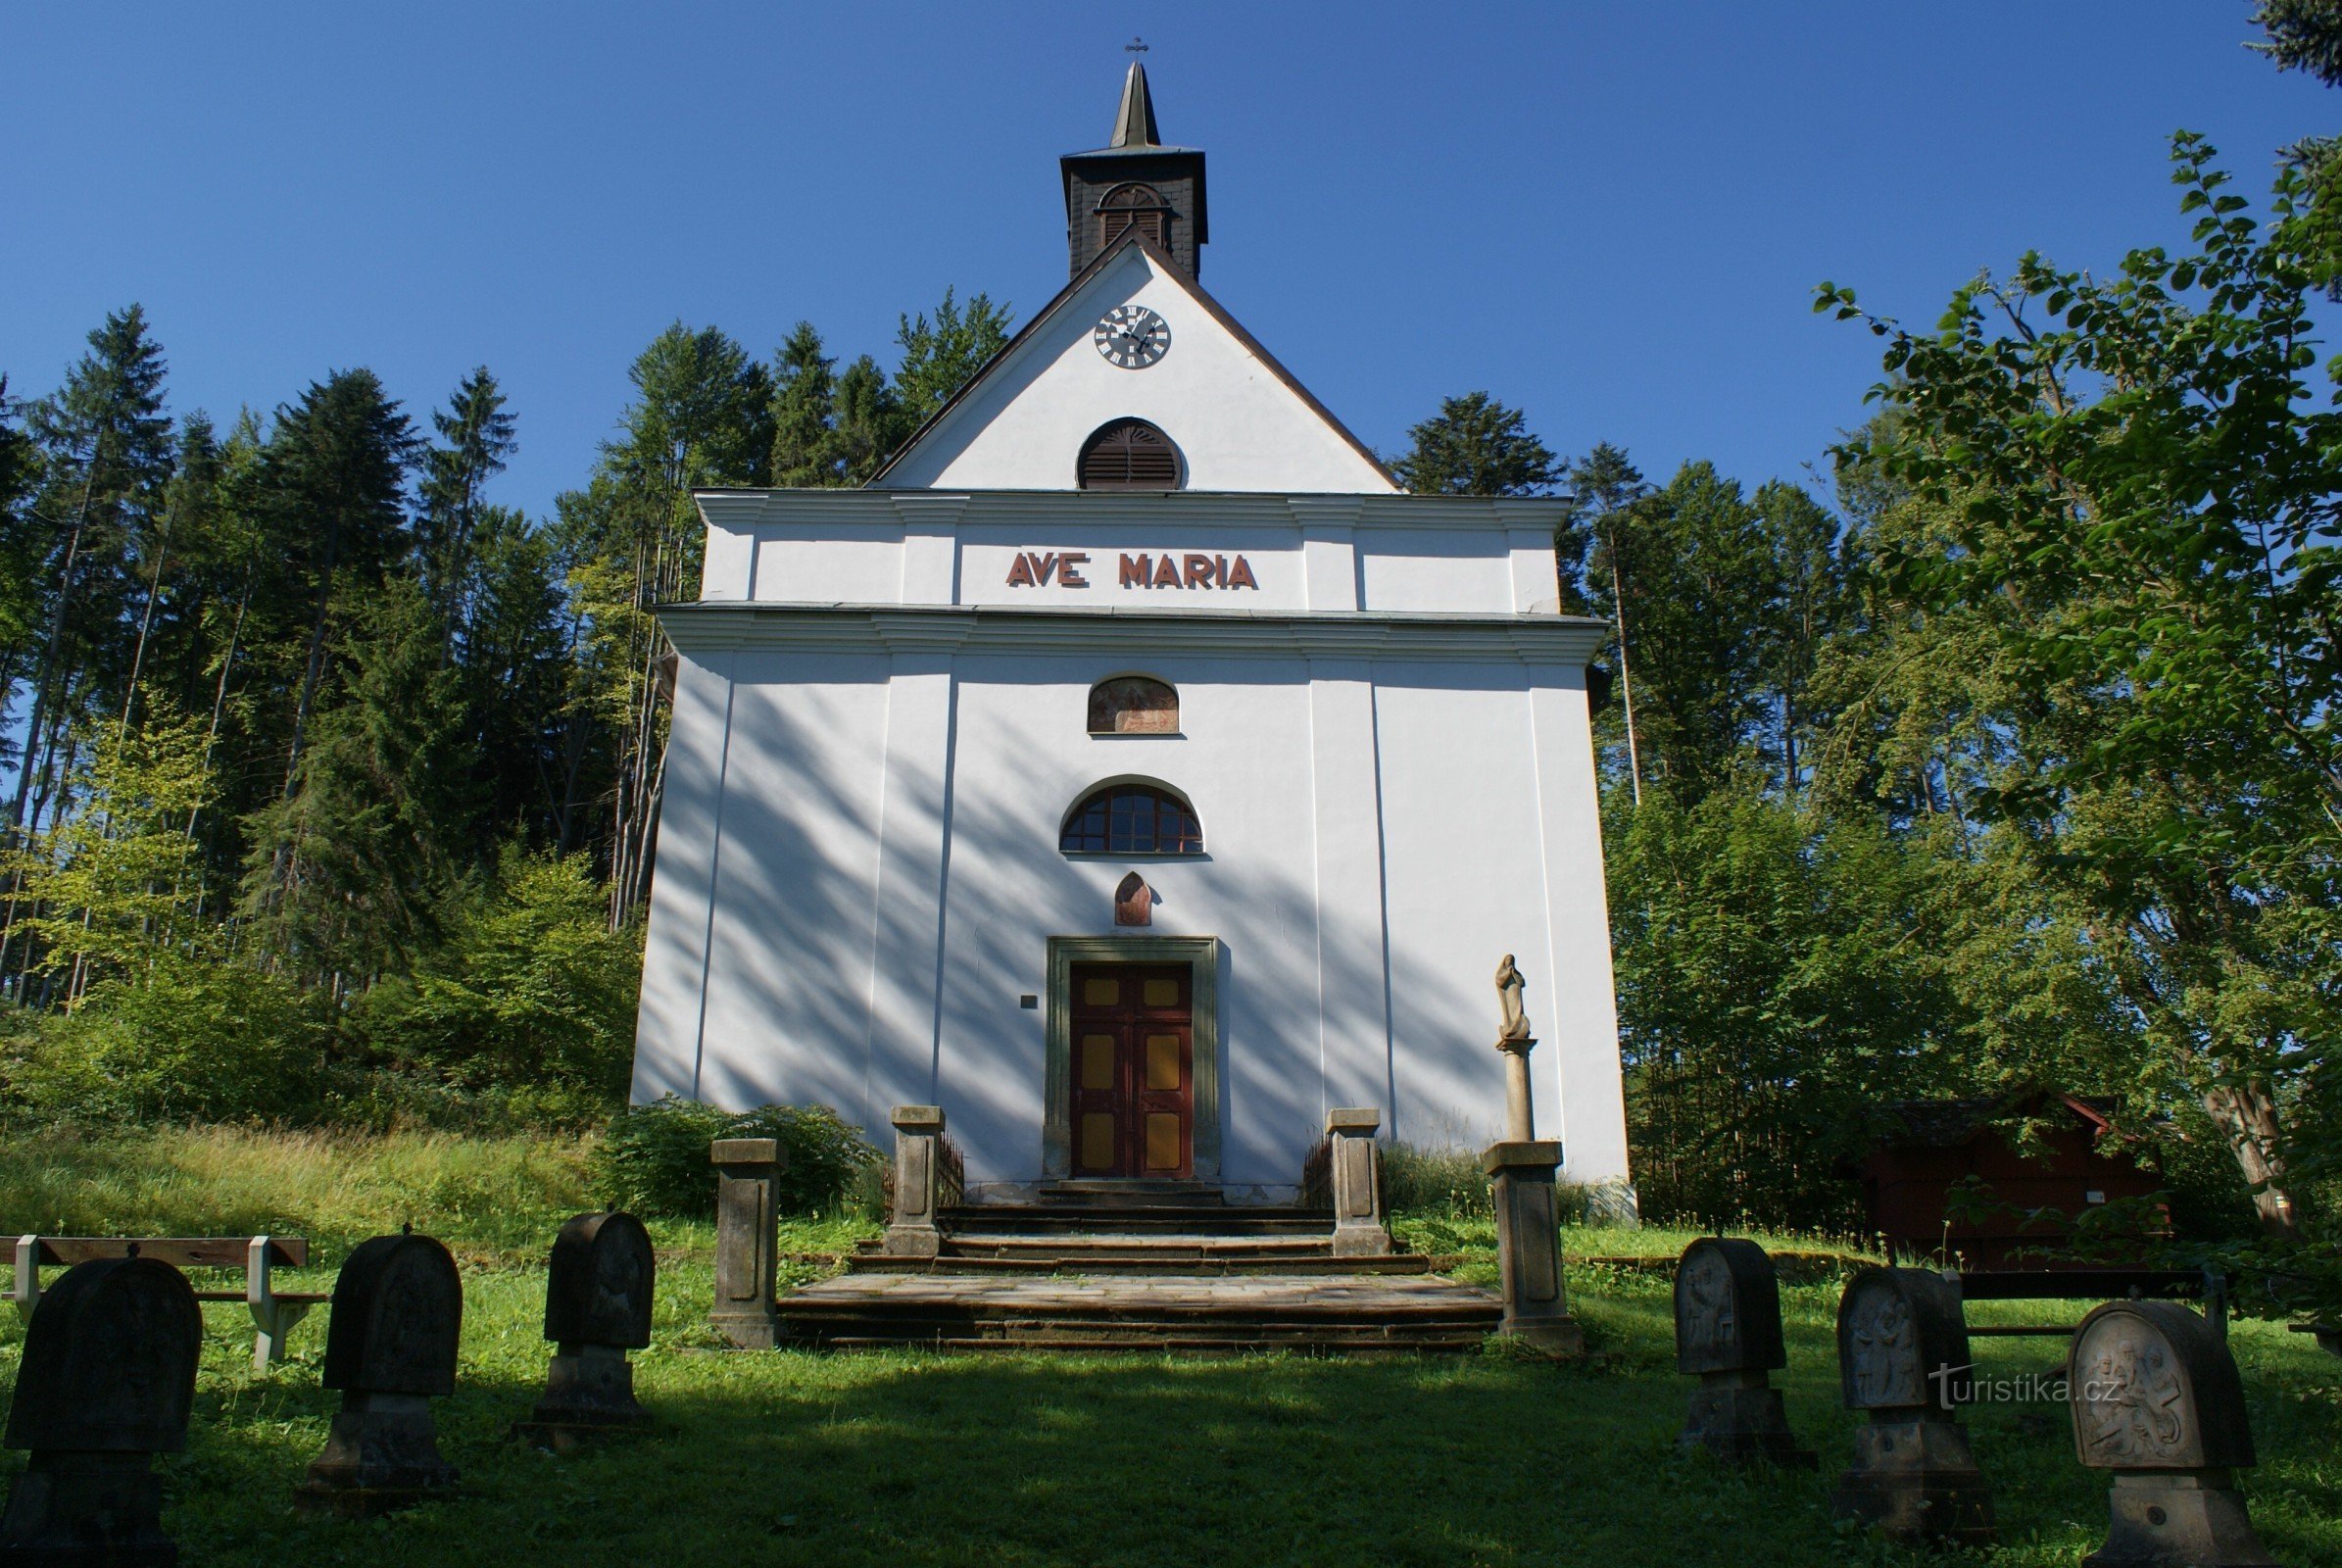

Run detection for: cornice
[[659, 602, 1610, 665], [694, 488, 1574, 534]]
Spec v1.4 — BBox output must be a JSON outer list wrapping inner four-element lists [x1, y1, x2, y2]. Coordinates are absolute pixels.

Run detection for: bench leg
[[250, 1300, 314, 1372], [11, 1236, 37, 1326]]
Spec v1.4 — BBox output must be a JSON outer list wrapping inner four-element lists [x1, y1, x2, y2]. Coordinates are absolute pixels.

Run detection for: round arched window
[[1097, 182, 1172, 250], [1078, 418, 1181, 491], [1059, 782, 1203, 856]]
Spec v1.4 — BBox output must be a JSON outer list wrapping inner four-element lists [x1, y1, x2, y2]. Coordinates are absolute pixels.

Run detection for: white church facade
[[628, 65, 1635, 1213]]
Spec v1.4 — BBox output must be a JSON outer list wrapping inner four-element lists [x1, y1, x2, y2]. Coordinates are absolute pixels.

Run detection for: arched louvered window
[[1078, 418, 1181, 491], [1060, 782, 1203, 856], [1088, 676, 1179, 735], [1098, 182, 1171, 250]]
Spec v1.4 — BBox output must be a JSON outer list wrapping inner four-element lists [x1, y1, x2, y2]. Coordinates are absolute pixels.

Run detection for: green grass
[[2, 1126, 2337, 1567]]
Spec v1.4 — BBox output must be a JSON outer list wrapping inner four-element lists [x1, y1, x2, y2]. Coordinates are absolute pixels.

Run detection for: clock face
[[1095, 304, 1171, 368]]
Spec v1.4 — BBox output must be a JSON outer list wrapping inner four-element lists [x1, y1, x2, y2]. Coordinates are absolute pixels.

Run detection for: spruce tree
[[769, 321, 840, 486], [416, 368, 516, 645]]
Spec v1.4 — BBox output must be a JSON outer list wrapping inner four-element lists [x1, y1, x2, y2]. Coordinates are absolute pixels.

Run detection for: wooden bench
[[1946, 1266, 2227, 1346], [11, 1236, 327, 1371]]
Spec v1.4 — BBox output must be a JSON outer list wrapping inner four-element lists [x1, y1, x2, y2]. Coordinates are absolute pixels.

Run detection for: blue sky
[[3, 4, 2327, 516]]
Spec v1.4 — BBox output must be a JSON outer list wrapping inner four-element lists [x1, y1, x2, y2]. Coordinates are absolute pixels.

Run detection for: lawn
[[1, 1126, 2336, 1567]]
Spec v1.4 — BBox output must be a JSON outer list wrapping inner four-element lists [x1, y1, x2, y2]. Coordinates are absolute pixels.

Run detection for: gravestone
[[0, 1256, 202, 1565], [512, 1212, 656, 1452], [1830, 1266, 1995, 1545], [294, 1233, 464, 1518], [1673, 1238, 1814, 1467], [708, 1137, 785, 1348], [2069, 1299, 2277, 1567]]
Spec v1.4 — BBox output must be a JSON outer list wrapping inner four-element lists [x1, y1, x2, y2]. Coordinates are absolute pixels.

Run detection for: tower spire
[[1109, 56, 1160, 149]]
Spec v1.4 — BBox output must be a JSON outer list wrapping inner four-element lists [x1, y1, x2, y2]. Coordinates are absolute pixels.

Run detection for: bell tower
[[1059, 57, 1208, 279]]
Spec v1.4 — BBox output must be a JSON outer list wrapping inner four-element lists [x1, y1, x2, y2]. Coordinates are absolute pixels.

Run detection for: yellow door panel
[[1145, 1034, 1181, 1090], [1080, 1034, 1116, 1091], [1145, 1112, 1182, 1171]]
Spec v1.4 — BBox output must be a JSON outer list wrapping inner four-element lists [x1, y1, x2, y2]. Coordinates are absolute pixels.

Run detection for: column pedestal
[[708, 1138, 784, 1349], [1481, 1140, 1583, 1356]]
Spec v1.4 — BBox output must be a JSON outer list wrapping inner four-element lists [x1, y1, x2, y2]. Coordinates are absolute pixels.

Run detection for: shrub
[[593, 1095, 881, 1218], [0, 954, 329, 1123]]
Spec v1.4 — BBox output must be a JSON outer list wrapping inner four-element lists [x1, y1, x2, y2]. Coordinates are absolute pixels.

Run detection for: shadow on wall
[[644, 654, 1573, 1189]]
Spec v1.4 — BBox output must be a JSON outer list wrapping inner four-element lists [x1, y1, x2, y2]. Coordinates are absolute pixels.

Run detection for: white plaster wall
[[633, 626, 1634, 1198], [882, 246, 1397, 494]]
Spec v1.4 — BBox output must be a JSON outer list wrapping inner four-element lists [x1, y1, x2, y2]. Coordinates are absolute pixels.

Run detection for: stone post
[[1325, 1108, 1391, 1257], [2070, 1299, 2276, 1566], [1497, 1039, 1536, 1142], [708, 1137, 785, 1349], [1481, 1139, 1584, 1355], [1830, 1266, 1995, 1546], [0, 1256, 202, 1562], [884, 1106, 947, 1259]]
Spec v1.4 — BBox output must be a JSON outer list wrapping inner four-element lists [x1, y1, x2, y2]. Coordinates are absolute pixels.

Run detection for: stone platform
[[773, 1196, 1501, 1354], [773, 1270, 1502, 1353]]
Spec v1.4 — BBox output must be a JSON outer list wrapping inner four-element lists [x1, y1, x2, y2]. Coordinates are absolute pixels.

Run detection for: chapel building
[[629, 64, 1635, 1214]]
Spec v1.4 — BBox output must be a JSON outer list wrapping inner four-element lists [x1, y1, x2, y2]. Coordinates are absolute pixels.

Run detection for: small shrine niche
[[1088, 676, 1179, 735], [1114, 872, 1153, 927]]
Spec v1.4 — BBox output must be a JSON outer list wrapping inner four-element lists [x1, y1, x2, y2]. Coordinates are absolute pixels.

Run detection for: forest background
[[2, 6, 2338, 1302]]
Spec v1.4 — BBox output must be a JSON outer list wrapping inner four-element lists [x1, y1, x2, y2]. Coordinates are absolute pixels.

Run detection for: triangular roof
[[870, 229, 1399, 492]]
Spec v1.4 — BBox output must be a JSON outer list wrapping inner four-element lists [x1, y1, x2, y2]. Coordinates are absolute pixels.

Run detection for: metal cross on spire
[[1125, 37, 1147, 56]]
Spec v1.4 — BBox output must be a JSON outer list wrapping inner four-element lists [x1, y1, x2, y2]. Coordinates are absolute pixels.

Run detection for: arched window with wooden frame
[[1096, 182, 1172, 250], [1078, 418, 1181, 491], [1088, 676, 1179, 735], [1059, 780, 1203, 857]]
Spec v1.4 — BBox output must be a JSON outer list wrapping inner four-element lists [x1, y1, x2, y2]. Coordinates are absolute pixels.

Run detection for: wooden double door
[[1067, 962, 1194, 1179]]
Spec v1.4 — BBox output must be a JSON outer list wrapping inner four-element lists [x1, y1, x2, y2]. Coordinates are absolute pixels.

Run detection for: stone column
[[1497, 1039, 1536, 1142], [708, 1138, 785, 1349], [884, 1106, 947, 1259], [1482, 1139, 1584, 1355], [1325, 1108, 1391, 1257]]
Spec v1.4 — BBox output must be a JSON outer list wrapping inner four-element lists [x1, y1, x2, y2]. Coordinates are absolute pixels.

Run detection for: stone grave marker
[[294, 1232, 464, 1518], [1830, 1265, 1995, 1545], [1673, 1238, 1814, 1467], [0, 1255, 202, 1565], [2069, 1298, 2277, 1567], [513, 1211, 657, 1451]]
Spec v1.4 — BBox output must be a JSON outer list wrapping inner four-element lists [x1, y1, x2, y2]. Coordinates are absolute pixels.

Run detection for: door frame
[[1044, 935, 1220, 1182]]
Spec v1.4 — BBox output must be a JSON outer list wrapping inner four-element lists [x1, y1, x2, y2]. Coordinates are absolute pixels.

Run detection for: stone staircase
[[772, 1193, 1500, 1353]]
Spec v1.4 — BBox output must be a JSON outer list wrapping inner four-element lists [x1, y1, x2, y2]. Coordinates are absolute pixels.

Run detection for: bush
[[0, 954, 330, 1123], [593, 1095, 881, 1219]]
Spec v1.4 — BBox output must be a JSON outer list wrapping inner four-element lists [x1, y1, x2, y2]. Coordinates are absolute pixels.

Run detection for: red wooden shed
[[1857, 1092, 2164, 1269]]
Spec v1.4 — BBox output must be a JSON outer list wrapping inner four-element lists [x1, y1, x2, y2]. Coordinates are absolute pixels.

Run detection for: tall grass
[[0, 1122, 599, 1266]]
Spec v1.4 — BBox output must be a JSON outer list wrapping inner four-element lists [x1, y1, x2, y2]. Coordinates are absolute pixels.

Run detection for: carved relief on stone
[[1843, 1281, 1923, 1408], [2076, 1321, 2188, 1464], [1678, 1246, 1737, 1361]]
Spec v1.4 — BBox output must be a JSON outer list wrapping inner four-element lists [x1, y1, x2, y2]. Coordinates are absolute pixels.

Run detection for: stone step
[[947, 1234, 1336, 1255], [774, 1271, 1501, 1356], [846, 1253, 1433, 1277], [941, 1205, 1330, 1236], [1033, 1180, 1229, 1207]]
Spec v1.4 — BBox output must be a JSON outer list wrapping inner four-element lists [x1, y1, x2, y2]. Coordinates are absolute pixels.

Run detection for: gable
[[874, 235, 1399, 494]]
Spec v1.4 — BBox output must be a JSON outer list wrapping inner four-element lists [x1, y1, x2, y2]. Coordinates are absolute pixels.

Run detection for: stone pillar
[[2070, 1299, 2276, 1566], [1325, 1108, 1391, 1257], [708, 1137, 785, 1349], [1830, 1267, 1995, 1546], [884, 1106, 947, 1259], [296, 1234, 464, 1518], [514, 1211, 656, 1452], [1481, 1139, 1584, 1355], [1674, 1238, 1814, 1468], [0, 1256, 201, 1562], [1497, 1039, 1536, 1142]]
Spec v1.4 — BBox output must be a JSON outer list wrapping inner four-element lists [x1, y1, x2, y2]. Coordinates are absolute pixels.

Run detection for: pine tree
[[416, 368, 517, 647], [769, 322, 840, 486], [1393, 392, 1559, 497]]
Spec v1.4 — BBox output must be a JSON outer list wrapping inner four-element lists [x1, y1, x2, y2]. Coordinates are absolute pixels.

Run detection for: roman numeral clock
[[1095, 304, 1170, 368]]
